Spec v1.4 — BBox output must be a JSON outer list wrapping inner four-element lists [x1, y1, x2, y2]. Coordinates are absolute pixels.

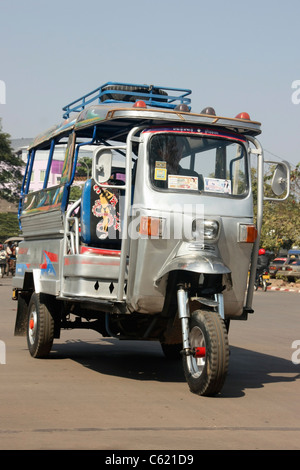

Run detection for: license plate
[[263, 274, 270, 279]]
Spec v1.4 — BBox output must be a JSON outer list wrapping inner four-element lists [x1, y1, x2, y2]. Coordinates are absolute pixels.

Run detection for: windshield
[[149, 131, 249, 197]]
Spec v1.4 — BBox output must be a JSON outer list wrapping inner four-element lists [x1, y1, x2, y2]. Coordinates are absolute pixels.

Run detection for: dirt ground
[[268, 277, 300, 289]]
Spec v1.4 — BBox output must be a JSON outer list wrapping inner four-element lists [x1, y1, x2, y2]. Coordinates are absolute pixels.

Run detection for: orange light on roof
[[133, 100, 147, 108], [235, 112, 251, 120], [239, 224, 257, 243], [139, 216, 162, 237]]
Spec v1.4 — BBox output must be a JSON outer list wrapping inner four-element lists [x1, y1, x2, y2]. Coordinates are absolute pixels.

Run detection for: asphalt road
[[0, 276, 299, 451]]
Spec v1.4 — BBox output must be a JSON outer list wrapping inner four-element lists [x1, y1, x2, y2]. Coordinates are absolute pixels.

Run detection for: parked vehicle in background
[[269, 257, 287, 278], [287, 249, 300, 261], [277, 258, 300, 282]]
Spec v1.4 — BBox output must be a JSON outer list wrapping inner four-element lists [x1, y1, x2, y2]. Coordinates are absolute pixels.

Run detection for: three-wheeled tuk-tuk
[[12, 82, 290, 396]]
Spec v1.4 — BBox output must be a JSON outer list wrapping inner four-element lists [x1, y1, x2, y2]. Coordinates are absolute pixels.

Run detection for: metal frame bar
[[62, 82, 192, 118], [18, 149, 32, 227], [43, 139, 56, 189], [24, 149, 36, 194], [177, 287, 191, 351], [245, 136, 264, 310]]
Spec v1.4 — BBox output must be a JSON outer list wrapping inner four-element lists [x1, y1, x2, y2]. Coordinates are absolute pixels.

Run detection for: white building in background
[[12, 139, 126, 195], [12, 139, 93, 193]]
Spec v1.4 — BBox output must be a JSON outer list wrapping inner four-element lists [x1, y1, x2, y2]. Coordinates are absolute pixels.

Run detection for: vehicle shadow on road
[[51, 339, 300, 396], [222, 345, 300, 398], [52, 338, 186, 383]]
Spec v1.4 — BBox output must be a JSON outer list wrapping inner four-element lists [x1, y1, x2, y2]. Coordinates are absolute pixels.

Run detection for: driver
[[153, 135, 199, 182]]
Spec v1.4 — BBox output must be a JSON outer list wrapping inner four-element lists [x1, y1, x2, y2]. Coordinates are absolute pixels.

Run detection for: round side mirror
[[93, 147, 112, 183], [271, 161, 289, 196]]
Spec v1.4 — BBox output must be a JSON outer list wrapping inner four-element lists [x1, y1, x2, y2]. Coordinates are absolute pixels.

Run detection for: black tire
[[183, 310, 229, 397], [27, 293, 55, 358], [100, 85, 168, 103], [161, 342, 182, 360]]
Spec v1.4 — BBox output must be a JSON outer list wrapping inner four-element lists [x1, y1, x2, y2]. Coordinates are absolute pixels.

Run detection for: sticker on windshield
[[154, 161, 167, 180], [168, 175, 198, 190], [155, 168, 167, 180], [204, 177, 231, 194]]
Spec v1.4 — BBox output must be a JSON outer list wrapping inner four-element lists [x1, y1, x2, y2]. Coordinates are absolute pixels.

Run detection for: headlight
[[192, 219, 219, 241], [203, 220, 219, 240]]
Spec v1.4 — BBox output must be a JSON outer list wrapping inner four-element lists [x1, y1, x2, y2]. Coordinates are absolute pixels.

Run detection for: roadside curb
[[267, 286, 300, 293]]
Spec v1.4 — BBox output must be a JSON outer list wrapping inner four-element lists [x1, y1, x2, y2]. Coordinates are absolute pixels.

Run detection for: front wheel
[[182, 310, 229, 396], [27, 293, 55, 358]]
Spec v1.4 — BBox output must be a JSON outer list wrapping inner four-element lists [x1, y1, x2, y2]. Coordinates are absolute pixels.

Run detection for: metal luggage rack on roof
[[62, 82, 192, 119]]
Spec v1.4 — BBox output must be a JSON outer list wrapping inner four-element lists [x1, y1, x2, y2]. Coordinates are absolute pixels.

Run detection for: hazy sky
[[1, 0, 300, 167]]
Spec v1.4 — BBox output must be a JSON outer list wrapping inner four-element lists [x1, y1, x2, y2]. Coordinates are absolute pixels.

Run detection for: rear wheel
[[183, 310, 229, 396], [27, 293, 55, 358]]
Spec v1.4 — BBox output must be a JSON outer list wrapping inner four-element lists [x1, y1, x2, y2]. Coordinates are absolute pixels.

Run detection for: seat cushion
[[81, 179, 122, 247]]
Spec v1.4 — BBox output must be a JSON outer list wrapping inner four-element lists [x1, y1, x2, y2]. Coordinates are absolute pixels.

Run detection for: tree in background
[[69, 157, 92, 201], [76, 157, 92, 178], [0, 119, 24, 203], [0, 213, 20, 241], [254, 163, 300, 253]]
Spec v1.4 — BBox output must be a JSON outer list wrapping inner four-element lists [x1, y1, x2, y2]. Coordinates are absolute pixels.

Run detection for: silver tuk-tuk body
[[13, 83, 289, 396]]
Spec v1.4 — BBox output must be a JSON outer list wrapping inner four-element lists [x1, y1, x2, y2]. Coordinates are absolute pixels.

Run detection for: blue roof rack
[[62, 82, 192, 119]]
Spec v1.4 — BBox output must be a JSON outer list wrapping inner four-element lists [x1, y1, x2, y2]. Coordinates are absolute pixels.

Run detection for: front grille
[[188, 243, 216, 252]]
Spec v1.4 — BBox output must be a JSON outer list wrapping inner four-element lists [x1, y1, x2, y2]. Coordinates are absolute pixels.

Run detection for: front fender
[[154, 254, 230, 285]]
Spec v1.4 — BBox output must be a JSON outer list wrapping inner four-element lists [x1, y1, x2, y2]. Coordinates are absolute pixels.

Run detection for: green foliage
[[69, 157, 91, 201], [0, 119, 24, 203], [252, 163, 300, 253], [76, 157, 92, 177], [261, 198, 300, 252], [0, 212, 20, 242], [69, 185, 82, 201]]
